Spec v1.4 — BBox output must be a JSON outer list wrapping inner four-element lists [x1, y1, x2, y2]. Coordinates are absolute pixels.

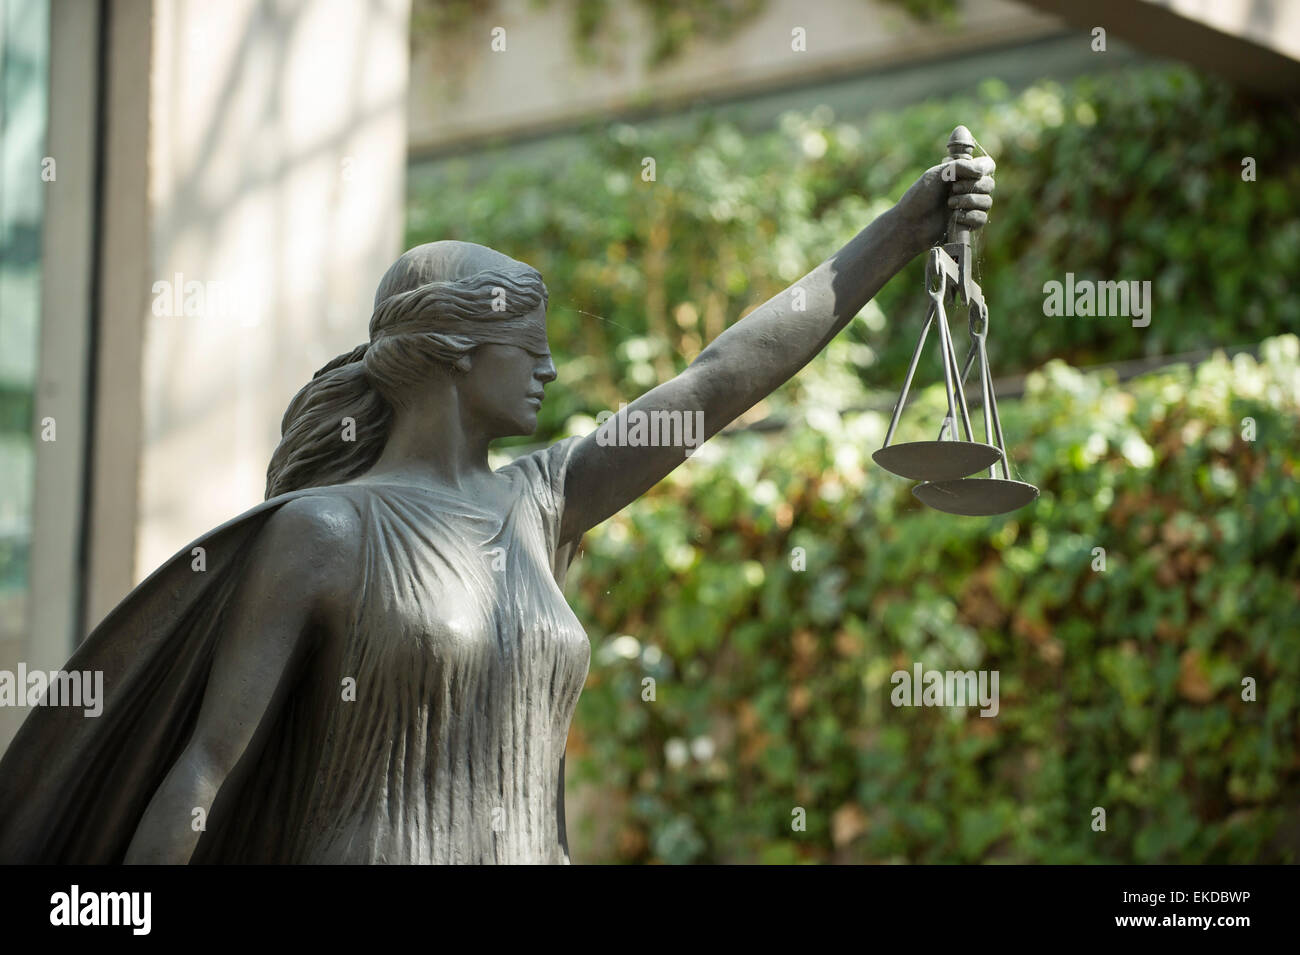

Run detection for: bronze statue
[[0, 143, 995, 863]]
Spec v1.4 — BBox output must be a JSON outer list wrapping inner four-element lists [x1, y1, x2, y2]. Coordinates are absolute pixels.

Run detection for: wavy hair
[[264, 242, 548, 498]]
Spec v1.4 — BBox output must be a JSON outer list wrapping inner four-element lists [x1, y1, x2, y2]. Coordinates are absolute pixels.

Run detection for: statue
[[0, 141, 995, 863]]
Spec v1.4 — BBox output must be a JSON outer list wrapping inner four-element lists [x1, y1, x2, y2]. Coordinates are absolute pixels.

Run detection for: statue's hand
[[894, 154, 996, 254]]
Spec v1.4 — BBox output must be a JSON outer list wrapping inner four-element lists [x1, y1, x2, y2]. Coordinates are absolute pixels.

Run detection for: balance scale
[[872, 125, 1039, 517]]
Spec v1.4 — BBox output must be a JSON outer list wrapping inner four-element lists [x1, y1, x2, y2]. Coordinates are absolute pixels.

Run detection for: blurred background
[[0, 0, 1297, 862]]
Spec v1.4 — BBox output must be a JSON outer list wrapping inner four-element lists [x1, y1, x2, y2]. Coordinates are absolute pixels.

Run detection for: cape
[[0, 487, 320, 863], [0, 437, 587, 865]]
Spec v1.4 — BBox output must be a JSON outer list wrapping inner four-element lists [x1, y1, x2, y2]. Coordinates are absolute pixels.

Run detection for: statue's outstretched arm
[[560, 155, 996, 543], [123, 496, 358, 863]]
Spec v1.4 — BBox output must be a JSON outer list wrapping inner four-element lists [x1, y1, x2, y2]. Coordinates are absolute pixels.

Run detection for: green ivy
[[410, 0, 772, 69], [564, 337, 1300, 863]]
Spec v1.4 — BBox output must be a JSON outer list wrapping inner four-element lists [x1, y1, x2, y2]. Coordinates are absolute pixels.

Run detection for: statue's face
[[459, 307, 556, 437]]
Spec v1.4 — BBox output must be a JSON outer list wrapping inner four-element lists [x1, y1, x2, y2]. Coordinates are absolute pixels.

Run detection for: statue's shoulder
[[261, 487, 366, 549], [498, 437, 584, 548], [499, 435, 583, 488], [236, 490, 368, 614]]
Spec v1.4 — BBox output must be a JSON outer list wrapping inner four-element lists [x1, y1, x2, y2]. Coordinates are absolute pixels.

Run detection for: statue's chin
[[495, 416, 538, 440]]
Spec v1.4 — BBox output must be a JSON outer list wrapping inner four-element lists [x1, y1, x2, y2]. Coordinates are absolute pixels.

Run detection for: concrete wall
[[2, 0, 412, 757], [408, 0, 1063, 154], [27, 0, 95, 671], [125, 0, 411, 604], [1018, 0, 1300, 95]]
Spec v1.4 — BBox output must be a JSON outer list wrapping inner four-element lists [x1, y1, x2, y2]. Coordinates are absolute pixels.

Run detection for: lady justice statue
[[0, 137, 995, 864]]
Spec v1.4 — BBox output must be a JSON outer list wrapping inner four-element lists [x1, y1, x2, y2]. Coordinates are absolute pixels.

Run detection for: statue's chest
[[348, 488, 590, 689]]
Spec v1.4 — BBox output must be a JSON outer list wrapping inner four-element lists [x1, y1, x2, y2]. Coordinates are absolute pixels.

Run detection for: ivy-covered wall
[[565, 340, 1299, 863]]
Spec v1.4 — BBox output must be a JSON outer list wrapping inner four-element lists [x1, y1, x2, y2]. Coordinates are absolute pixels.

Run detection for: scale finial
[[948, 125, 975, 157], [945, 124, 977, 248]]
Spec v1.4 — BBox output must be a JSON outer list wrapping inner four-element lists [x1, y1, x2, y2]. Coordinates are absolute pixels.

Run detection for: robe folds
[[0, 437, 590, 864]]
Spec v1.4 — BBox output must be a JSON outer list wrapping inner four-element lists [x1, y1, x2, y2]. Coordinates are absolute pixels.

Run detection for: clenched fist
[[894, 153, 997, 254]]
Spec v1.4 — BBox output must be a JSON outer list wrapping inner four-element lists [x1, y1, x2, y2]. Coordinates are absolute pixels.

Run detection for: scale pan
[[873, 441, 1002, 482], [912, 478, 1039, 516]]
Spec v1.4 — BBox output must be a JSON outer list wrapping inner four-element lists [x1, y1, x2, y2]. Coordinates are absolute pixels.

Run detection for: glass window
[[0, 0, 49, 642]]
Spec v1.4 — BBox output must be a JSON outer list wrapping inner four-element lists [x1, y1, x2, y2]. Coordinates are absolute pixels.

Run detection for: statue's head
[[364, 240, 555, 438], [265, 240, 555, 497]]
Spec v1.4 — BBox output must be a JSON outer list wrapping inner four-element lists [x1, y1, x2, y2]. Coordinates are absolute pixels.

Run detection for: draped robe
[[0, 437, 590, 864]]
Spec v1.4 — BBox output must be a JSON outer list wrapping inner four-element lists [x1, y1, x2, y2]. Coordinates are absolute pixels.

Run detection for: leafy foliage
[[565, 337, 1300, 863], [410, 0, 771, 69], [408, 64, 1300, 447]]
